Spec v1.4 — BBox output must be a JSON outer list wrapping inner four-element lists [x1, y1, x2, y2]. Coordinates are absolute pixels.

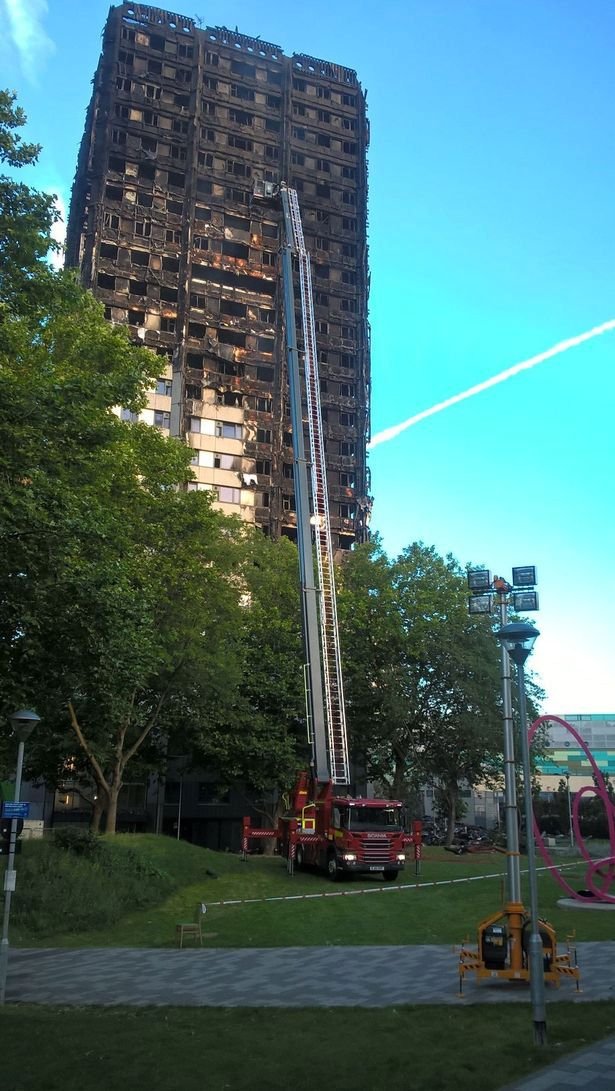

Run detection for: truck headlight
[[342, 853, 357, 862], [396, 853, 406, 862]]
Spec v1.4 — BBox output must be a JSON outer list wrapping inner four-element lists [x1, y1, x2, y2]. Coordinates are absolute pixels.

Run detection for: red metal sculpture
[[530, 715, 615, 903]]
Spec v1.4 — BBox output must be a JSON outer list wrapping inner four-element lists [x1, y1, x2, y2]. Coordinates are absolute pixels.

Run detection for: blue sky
[[2, 0, 613, 714]]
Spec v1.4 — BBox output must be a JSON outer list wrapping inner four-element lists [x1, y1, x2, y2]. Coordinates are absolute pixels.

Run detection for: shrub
[[10, 836, 175, 935], [53, 826, 102, 857], [579, 813, 611, 839], [538, 815, 562, 837]]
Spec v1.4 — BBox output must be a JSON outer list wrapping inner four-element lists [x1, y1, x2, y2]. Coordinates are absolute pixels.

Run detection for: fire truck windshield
[[346, 807, 402, 832]]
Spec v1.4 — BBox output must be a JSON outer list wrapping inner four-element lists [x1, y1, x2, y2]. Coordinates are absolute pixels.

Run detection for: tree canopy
[[0, 90, 545, 840], [0, 92, 247, 829], [338, 539, 533, 840], [197, 530, 307, 828], [0, 89, 60, 315]]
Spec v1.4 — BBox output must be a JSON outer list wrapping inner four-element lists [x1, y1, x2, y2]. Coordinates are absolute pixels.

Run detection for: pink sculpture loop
[[529, 715, 615, 903]]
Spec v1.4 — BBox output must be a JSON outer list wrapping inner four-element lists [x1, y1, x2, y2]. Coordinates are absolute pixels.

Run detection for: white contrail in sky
[[4, 0, 55, 85], [368, 319, 615, 449]]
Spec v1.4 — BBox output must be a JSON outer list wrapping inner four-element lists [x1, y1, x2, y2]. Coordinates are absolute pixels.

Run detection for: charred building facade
[[66, 3, 371, 549]]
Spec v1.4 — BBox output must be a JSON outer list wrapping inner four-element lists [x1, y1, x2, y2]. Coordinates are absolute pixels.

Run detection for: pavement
[[6, 941, 615, 1088], [500, 1037, 615, 1090]]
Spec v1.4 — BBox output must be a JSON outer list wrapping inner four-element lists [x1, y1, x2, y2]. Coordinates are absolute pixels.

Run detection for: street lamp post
[[0, 709, 41, 1005], [565, 772, 574, 850], [496, 622, 546, 1046]]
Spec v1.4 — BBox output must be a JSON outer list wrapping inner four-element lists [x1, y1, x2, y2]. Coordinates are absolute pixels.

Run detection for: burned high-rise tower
[[66, 3, 371, 549]]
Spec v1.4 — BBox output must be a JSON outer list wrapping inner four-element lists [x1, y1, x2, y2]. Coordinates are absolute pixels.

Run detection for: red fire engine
[[243, 183, 421, 879]]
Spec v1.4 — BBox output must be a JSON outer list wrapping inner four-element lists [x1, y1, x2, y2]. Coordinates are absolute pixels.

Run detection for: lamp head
[[467, 568, 492, 592], [495, 621, 540, 666], [10, 708, 41, 743]]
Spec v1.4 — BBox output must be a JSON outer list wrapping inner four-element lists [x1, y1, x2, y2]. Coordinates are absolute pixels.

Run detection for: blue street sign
[[2, 802, 29, 819]]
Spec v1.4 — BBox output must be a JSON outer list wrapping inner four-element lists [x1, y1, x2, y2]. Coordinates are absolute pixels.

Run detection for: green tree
[[338, 540, 506, 843], [0, 92, 245, 830], [577, 771, 615, 839], [0, 90, 60, 315], [0, 282, 245, 830], [199, 530, 307, 835], [336, 537, 409, 794]]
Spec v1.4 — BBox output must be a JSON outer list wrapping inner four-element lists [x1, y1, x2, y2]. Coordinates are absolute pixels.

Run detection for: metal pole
[[154, 773, 165, 836], [516, 663, 547, 1045], [0, 739, 26, 1006], [498, 593, 521, 904], [176, 774, 183, 841]]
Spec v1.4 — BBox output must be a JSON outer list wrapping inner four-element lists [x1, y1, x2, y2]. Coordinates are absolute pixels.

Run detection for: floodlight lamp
[[512, 591, 539, 613], [467, 568, 492, 592], [9, 708, 41, 743], [495, 621, 540, 666], [512, 565, 537, 588], [468, 594, 492, 615]]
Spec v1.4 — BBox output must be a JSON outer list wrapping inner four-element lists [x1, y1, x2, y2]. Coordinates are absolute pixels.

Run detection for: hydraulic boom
[[244, 180, 420, 880], [278, 183, 350, 786]]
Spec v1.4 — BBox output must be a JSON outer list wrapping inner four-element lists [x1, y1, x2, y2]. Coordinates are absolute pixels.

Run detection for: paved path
[[6, 941, 614, 1007], [6, 943, 615, 1089], [502, 1036, 615, 1090]]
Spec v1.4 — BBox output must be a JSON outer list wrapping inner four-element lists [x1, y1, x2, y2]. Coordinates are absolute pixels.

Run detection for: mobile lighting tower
[[459, 569, 579, 1025]]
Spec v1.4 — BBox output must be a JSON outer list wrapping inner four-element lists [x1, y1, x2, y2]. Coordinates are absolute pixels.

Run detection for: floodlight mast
[[495, 579, 522, 907], [467, 567, 538, 905], [497, 621, 546, 1046], [459, 568, 579, 1028]]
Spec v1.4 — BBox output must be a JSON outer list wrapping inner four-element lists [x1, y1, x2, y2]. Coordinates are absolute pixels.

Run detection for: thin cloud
[[369, 320, 615, 449], [3, 0, 55, 85]]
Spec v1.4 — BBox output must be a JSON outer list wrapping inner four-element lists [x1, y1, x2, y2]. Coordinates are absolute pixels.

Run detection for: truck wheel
[[327, 852, 340, 881], [295, 845, 304, 869], [383, 870, 399, 881]]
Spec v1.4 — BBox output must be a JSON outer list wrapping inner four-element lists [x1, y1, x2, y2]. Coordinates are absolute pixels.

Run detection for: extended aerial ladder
[[278, 183, 350, 786], [251, 180, 349, 786], [243, 181, 418, 877]]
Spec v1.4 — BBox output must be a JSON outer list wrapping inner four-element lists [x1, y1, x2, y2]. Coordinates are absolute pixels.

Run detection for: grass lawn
[[4, 840, 614, 1090], [1, 1002, 614, 1091], [7, 837, 614, 949]]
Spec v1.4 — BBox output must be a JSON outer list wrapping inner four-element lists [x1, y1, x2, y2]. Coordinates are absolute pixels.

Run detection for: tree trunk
[[105, 784, 121, 834], [445, 787, 457, 846], [391, 756, 407, 801], [90, 796, 104, 834], [260, 799, 282, 855]]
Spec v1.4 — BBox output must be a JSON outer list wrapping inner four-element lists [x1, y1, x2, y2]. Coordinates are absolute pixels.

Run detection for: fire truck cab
[[279, 773, 410, 881]]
